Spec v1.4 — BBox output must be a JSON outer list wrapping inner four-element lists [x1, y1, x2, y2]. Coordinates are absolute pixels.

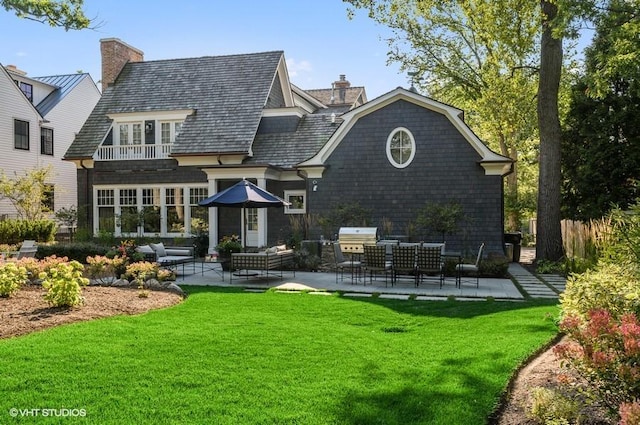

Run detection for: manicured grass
[[0, 287, 558, 424]]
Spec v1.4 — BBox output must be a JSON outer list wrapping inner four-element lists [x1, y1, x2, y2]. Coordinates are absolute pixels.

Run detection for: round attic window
[[386, 127, 415, 168]]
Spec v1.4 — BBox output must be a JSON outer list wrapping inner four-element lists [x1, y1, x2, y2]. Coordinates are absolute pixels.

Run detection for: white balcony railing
[[94, 143, 173, 161]]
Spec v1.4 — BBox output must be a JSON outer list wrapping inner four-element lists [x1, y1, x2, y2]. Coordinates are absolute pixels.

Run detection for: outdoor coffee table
[[195, 258, 225, 281]]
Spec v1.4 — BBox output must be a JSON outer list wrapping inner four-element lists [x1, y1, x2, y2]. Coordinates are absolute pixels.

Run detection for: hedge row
[[0, 219, 57, 244]]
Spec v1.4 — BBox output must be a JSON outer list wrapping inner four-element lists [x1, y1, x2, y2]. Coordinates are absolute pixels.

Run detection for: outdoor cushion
[[150, 242, 167, 257], [165, 248, 192, 256], [266, 246, 278, 254], [137, 244, 155, 255]]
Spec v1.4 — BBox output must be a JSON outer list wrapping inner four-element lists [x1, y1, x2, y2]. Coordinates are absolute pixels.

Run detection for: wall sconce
[[145, 122, 153, 133], [312, 180, 318, 192]]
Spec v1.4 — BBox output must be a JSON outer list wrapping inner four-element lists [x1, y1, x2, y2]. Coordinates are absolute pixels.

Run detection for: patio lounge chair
[[8, 240, 38, 259], [456, 243, 484, 287]]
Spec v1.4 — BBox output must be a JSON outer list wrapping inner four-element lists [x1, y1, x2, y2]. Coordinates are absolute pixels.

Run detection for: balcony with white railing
[[94, 143, 173, 161]]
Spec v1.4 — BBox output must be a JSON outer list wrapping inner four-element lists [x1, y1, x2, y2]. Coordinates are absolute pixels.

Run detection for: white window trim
[[284, 190, 306, 214], [93, 184, 207, 237], [386, 127, 416, 169]]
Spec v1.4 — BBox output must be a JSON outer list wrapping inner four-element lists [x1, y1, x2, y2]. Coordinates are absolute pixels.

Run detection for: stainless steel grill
[[338, 227, 377, 254]]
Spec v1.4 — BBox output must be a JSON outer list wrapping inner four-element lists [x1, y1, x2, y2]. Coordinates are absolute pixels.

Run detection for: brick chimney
[[331, 74, 350, 104], [100, 38, 144, 91]]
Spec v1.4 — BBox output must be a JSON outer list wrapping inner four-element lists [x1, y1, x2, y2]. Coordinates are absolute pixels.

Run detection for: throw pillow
[[150, 242, 167, 258]]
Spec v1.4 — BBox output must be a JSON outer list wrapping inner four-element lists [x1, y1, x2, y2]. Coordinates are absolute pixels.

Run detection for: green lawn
[[0, 287, 558, 424]]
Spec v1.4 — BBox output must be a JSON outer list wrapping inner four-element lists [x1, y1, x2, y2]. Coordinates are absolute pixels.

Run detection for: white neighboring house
[[0, 64, 100, 220]]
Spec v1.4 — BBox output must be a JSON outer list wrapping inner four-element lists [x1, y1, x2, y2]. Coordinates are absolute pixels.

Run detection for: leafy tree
[[561, 0, 640, 221], [0, 166, 54, 220], [415, 202, 465, 242], [1, 0, 91, 30]]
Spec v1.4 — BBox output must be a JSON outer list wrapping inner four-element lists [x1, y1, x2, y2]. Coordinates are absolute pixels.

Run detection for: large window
[[166, 187, 185, 233], [97, 189, 115, 233], [14, 119, 29, 150], [142, 188, 161, 233], [119, 189, 138, 234], [41, 128, 54, 155], [189, 187, 209, 233], [95, 185, 206, 237], [386, 127, 416, 168]]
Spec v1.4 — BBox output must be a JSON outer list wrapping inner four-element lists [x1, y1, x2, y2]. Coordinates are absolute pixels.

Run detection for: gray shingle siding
[[308, 100, 504, 255]]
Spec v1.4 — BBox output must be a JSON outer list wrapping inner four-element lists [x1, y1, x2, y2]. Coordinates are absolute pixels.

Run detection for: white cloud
[[286, 58, 312, 78]]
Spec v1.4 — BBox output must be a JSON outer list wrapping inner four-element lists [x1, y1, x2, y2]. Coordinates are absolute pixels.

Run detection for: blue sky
[[0, 0, 409, 99]]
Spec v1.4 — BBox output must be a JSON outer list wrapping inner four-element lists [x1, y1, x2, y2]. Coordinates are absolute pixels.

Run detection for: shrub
[[125, 261, 159, 287], [85, 255, 126, 284], [37, 241, 110, 263], [560, 262, 640, 320], [525, 386, 582, 424], [555, 309, 640, 416], [0, 262, 28, 297], [479, 256, 509, 278], [0, 219, 56, 244], [40, 260, 89, 307]]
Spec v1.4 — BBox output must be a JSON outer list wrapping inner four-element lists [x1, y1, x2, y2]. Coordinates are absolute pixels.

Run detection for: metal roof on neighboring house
[[65, 51, 284, 159], [33, 73, 90, 116]]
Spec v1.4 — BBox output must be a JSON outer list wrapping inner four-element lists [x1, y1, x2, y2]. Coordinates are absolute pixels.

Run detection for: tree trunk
[[536, 0, 565, 262]]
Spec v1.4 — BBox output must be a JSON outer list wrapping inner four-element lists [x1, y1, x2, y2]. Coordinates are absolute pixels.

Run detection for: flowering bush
[[556, 309, 640, 418], [125, 261, 158, 287], [0, 262, 28, 297], [216, 234, 242, 256], [39, 260, 89, 307], [86, 255, 127, 283]]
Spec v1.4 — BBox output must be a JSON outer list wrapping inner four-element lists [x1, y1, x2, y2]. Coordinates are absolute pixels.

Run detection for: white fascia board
[[275, 54, 295, 108], [261, 107, 305, 118], [0, 63, 45, 120], [480, 161, 514, 176], [292, 84, 327, 110], [106, 109, 195, 122]]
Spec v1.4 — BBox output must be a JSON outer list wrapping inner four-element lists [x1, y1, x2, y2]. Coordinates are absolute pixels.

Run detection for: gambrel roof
[[65, 51, 286, 159]]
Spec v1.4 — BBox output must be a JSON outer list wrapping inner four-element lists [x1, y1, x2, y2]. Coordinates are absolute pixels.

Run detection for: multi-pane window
[[95, 185, 206, 236], [14, 119, 29, 150], [160, 121, 183, 144], [386, 128, 416, 169], [119, 189, 138, 234], [41, 128, 54, 155], [166, 188, 185, 233], [97, 189, 115, 233], [247, 208, 258, 231], [119, 124, 129, 145], [132, 123, 142, 145], [142, 188, 161, 233], [190, 188, 209, 233]]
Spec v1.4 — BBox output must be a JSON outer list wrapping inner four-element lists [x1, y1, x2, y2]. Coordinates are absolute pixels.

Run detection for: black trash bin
[[504, 232, 523, 262]]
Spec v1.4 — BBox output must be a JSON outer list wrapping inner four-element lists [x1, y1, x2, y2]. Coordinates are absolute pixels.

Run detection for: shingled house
[[64, 38, 512, 254]]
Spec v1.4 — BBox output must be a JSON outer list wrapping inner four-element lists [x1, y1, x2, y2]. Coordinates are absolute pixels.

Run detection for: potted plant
[[216, 235, 242, 269]]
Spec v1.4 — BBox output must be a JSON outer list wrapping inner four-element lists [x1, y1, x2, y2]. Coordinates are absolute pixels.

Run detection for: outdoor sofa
[[136, 242, 195, 275], [230, 245, 295, 283]]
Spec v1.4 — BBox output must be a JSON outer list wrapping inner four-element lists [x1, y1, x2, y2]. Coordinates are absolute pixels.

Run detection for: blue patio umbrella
[[198, 179, 290, 248]]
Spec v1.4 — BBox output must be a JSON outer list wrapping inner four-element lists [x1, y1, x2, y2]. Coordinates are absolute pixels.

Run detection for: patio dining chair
[[391, 244, 418, 286], [416, 244, 444, 287], [363, 244, 392, 286], [333, 242, 361, 283], [456, 243, 485, 287]]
